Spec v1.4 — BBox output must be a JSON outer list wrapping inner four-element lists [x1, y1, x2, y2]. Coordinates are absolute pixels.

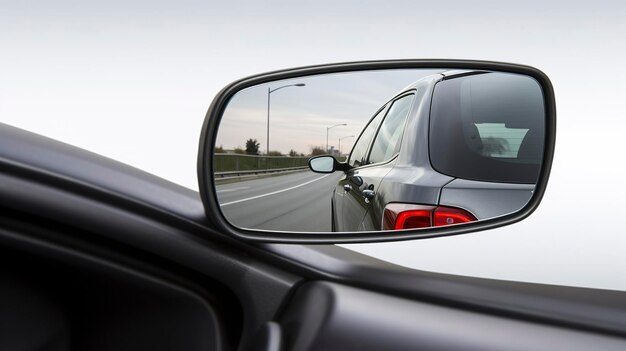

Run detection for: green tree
[[267, 150, 283, 156], [310, 146, 326, 156], [288, 149, 299, 157], [245, 138, 260, 155]]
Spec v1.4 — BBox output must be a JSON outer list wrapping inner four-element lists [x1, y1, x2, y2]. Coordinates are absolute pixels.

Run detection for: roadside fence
[[214, 153, 309, 179]]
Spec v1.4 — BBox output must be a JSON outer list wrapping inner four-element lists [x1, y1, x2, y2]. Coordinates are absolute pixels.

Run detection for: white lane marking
[[220, 174, 332, 206], [216, 187, 249, 193]]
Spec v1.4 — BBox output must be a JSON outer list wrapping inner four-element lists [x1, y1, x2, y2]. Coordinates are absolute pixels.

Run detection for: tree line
[[215, 138, 327, 157]]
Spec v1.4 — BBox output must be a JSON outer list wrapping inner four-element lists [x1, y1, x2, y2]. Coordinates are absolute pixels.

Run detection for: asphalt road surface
[[216, 171, 343, 232]]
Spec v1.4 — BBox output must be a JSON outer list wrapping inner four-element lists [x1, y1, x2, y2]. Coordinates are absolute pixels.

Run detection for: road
[[216, 171, 343, 232]]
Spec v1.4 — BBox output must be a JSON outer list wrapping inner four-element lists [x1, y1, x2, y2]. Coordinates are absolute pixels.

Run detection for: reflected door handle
[[343, 184, 352, 192], [362, 189, 376, 203]]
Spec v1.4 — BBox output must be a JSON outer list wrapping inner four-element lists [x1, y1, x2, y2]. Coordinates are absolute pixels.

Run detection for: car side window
[[429, 72, 545, 183], [368, 94, 415, 164], [347, 105, 387, 167]]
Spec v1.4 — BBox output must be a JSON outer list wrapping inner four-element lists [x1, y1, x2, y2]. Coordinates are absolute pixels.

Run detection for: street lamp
[[267, 83, 305, 155], [338, 135, 355, 156], [326, 123, 347, 154]]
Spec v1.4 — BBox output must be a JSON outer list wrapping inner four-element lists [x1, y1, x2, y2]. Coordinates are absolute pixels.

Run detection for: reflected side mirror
[[308, 155, 352, 174]]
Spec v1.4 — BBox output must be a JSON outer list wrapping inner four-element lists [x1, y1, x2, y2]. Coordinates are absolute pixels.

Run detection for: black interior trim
[[3, 123, 626, 343], [0, 214, 233, 350], [263, 244, 626, 339], [279, 281, 626, 351], [0, 207, 244, 348]]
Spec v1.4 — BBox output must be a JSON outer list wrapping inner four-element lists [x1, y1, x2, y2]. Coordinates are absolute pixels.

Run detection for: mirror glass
[[213, 69, 545, 233], [309, 156, 335, 173]]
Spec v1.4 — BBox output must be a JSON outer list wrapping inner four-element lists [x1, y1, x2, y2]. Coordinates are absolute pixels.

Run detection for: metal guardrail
[[214, 166, 308, 179], [213, 153, 309, 173]]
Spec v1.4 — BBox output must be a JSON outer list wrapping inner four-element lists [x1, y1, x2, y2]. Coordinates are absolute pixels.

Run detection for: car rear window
[[429, 72, 545, 184]]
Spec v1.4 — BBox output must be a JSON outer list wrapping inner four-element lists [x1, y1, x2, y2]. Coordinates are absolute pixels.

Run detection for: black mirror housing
[[309, 155, 353, 174], [197, 60, 556, 244]]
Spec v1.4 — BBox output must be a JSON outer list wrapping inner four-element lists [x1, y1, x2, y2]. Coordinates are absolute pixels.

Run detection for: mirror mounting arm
[[335, 161, 353, 173]]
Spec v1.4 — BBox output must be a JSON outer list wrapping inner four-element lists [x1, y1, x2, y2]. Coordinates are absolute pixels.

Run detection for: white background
[[2, 0, 626, 290]]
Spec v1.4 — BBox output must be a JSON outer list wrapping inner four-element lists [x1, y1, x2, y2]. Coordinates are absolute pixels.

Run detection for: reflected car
[[309, 70, 545, 231]]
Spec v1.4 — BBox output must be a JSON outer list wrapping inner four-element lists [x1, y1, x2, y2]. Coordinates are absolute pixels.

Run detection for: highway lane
[[216, 171, 343, 232]]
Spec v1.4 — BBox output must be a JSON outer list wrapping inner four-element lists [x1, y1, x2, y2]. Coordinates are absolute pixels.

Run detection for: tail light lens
[[383, 203, 477, 230], [433, 206, 477, 226]]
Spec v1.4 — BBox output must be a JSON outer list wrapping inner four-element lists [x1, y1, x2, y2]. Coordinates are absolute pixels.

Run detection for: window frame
[[346, 103, 389, 168], [365, 92, 416, 165]]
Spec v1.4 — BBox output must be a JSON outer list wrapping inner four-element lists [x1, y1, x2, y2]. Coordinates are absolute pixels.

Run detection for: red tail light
[[383, 203, 477, 230], [395, 209, 432, 229], [433, 206, 477, 226]]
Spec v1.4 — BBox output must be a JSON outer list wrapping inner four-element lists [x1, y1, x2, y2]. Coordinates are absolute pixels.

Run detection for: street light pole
[[266, 83, 305, 155], [338, 135, 355, 156], [326, 123, 347, 154], [266, 87, 270, 156]]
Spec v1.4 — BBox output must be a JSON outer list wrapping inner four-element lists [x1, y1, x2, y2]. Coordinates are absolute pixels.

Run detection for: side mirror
[[309, 155, 352, 174], [309, 155, 336, 173], [198, 60, 556, 243]]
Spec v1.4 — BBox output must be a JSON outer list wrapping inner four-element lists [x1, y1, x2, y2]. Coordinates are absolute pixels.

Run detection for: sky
[[216, 69, 439, 155], [2, 0, 626, 290]]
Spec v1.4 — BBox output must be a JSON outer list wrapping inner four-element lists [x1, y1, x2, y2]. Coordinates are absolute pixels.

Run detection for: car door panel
[[354, 162, 397, 231], [341, 166, 391, 231]]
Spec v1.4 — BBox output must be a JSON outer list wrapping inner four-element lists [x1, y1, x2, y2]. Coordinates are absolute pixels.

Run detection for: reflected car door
[[335, 104, 387, 232], [341, 93, 415, 231]]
